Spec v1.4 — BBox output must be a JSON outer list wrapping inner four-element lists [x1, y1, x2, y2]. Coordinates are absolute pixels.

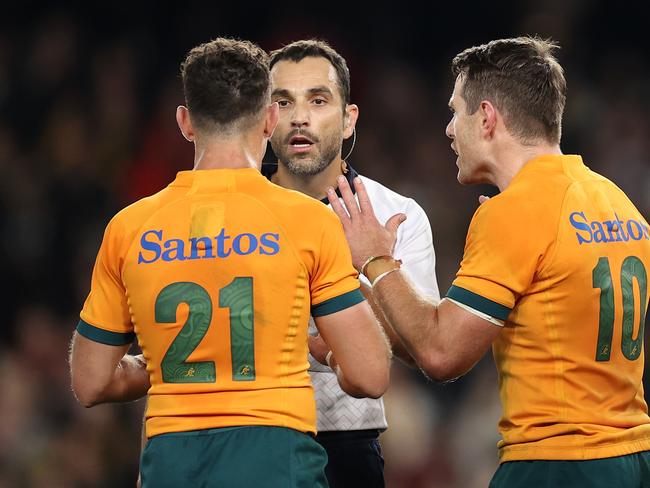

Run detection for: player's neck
[[192, 135, 261, 171], [493, 142, 563, 192], [273, 158, 344, 201]]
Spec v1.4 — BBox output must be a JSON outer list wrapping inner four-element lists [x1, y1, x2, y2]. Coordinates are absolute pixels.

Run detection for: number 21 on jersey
[[154, 277, 255, 383]]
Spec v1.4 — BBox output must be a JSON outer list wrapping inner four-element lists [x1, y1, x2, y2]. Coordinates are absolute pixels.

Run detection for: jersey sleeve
[[77, 215, 135, 345], [395, 199, 440, 301], [310, 209, 364, 317], [447, 198, 547, 321]]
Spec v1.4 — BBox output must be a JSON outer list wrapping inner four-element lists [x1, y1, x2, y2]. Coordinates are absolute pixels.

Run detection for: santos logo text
[[137, 229, 280, 264], [569, 212, 649, 245]]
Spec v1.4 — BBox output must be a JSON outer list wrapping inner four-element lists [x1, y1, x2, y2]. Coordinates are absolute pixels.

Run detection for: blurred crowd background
[[1, 2, 649, 487]]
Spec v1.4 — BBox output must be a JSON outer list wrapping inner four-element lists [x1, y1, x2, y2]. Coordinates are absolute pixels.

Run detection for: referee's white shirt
[[309, 173, 440, 432]]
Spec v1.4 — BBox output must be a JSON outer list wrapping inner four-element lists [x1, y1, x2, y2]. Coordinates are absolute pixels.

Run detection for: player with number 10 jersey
[[448, 154, 650, 461]]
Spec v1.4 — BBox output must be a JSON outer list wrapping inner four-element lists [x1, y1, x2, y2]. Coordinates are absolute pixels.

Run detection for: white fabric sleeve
[[393, 198, 440, 301]]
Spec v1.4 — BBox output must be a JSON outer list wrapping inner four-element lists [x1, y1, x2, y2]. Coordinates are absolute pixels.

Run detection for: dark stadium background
[[1, 2, 648, 486]]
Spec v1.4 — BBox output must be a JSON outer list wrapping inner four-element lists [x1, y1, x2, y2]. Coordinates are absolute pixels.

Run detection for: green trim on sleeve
[[311, 288, 365, 317], [446, 285, 511, 321], [76, 319, 135, 346]]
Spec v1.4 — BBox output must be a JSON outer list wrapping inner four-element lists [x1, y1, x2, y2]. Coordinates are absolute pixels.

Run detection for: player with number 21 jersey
[[77, 168, 364, 438]]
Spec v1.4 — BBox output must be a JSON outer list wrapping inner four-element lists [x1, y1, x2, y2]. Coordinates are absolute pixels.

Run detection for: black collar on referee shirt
[[261, 161, 359, 205]]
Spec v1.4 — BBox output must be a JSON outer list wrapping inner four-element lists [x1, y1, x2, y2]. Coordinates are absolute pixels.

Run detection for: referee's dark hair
[[270, 39, 351, 108]]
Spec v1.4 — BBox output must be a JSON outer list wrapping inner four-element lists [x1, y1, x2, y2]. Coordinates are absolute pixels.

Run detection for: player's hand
[[327, 176, 406, 271], [478, 195, 490, 205], [308, 334, 330, 366]]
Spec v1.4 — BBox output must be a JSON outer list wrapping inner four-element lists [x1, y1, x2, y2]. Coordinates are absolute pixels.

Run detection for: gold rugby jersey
[[77, 168, 364, 438], [448, 155, 650, 461]]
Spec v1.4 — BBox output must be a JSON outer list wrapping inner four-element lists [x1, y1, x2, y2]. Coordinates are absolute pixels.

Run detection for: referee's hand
[[327, 175, 405, 271]]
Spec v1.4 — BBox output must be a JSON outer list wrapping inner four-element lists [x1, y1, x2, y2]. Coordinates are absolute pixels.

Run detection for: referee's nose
[[291, 100, 310, 128]]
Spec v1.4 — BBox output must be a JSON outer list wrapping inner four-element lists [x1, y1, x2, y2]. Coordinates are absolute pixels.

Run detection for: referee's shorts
[[315, 429, 385, 488]]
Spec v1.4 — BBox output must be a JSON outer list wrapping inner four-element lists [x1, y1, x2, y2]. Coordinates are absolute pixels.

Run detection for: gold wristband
[[371, 267, 401, 287], [361, 255, 402, 277]]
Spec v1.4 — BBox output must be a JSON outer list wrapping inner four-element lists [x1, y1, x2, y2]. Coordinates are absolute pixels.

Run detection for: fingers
[[308, 334, 330, 365], [478, 195, 490, 205], [385, 213, 407, 235], [327, 187, 351, 226], [307, 334, 319, 353], [327, 176, 377, 224], [336, 175, 361, 219], [353, 177, 376, 217]]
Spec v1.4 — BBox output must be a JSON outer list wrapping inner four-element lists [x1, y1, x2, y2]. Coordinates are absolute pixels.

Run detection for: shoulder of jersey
[[476, 169, 574, 222], [263, 179, 335, 216], [111, 187, 175, 227], [508, 162, 583, 201]]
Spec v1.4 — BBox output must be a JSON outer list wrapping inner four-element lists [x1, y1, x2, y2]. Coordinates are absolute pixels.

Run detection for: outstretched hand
[[327, 176, 406, 271]]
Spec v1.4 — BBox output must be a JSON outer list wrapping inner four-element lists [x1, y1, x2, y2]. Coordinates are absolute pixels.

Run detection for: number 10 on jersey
[[593, 256, 647, 361]]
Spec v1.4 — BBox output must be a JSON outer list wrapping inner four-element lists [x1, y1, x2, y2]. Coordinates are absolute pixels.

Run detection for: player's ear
[[343, 104, 359, 139], [479, 100, 497, 140], [264, 102, 279, 138], [176, 106, 195, 142]]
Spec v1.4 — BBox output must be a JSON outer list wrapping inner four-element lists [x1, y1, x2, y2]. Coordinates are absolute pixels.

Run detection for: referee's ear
[[343, 104, 359, 140]]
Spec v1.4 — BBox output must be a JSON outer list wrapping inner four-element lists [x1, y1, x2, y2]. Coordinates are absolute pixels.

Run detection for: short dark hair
[[180, 37, 270, 133], [452, 36, 567, 144], [269, 39, 351, 107]]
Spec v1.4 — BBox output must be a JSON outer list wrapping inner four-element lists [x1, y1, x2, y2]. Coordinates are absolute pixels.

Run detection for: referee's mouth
[[289, 135, 315, 154]]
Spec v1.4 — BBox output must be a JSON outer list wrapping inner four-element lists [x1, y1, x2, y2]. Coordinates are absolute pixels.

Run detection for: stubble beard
[[272, 131, 343, 177]]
